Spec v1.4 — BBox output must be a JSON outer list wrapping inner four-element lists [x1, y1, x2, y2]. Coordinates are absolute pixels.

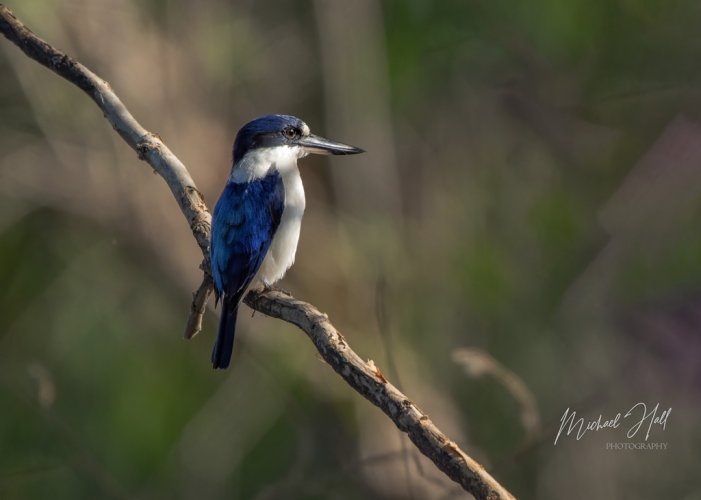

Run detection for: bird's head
[[232, 114, 363, 164]]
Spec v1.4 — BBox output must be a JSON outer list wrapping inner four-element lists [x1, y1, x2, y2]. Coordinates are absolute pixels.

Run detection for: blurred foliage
[[2, 0, 701, 499]]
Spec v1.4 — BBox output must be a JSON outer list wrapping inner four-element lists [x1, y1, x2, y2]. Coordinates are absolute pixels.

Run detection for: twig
[[184, 271, 214, 339], [452, 348, 541, 445], [0, 5, 515, 498]]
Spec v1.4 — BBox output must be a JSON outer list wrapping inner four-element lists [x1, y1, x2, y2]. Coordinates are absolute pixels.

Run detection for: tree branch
[[0, 5, 515, 498], [0, 3, 213, 338]]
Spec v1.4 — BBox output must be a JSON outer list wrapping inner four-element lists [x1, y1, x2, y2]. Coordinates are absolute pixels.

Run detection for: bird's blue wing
[[209, 171, 284, 369], [211, 172, 285, 302]]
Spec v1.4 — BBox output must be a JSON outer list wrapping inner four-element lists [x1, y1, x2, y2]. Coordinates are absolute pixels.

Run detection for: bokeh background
[[1, 1, 700, 498]]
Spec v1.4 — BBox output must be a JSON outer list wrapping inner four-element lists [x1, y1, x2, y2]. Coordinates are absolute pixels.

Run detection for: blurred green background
[[2, 1, 701, 498]]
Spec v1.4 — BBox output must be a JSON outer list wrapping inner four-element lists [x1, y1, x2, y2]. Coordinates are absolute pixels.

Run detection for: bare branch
[[184, 270, 214, 339], [0, 5, 515, 498], [0, 2, 213, 338], [243, 289, 514, 499]]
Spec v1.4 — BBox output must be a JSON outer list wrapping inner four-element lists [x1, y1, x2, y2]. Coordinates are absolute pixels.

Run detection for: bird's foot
[[264, 284, 292, 297]]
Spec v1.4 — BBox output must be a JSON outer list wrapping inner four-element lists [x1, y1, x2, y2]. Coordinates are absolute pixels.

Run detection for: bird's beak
[[297, 134, 364, 155]]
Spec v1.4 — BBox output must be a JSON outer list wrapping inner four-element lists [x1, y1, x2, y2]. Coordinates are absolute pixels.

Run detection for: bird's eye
[[283, 127, 298, 140]]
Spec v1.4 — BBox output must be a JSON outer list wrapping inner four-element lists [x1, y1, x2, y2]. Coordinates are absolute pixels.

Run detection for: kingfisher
[[210, 114, 363, 369]]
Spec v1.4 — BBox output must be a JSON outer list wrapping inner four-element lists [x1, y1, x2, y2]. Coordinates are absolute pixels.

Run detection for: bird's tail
[[212, 299, 239, 369]]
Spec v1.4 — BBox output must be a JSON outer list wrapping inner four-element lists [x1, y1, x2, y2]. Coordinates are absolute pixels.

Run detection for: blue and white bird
[[210, 114, 363, 369]]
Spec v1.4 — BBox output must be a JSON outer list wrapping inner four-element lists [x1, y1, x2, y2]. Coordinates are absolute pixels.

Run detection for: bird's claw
[[263, 284, 292, 296]]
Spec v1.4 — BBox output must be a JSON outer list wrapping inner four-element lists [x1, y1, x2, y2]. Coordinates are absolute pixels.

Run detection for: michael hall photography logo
[[553, 402, 671, 450]]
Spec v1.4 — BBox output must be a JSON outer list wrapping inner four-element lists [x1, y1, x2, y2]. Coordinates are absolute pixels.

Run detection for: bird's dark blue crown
[[233, 114, 307, 163]]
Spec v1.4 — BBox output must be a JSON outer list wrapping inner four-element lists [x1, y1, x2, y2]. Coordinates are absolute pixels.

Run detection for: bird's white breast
[[230, 146, 307, 286], [257, 166, 305, 285]]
